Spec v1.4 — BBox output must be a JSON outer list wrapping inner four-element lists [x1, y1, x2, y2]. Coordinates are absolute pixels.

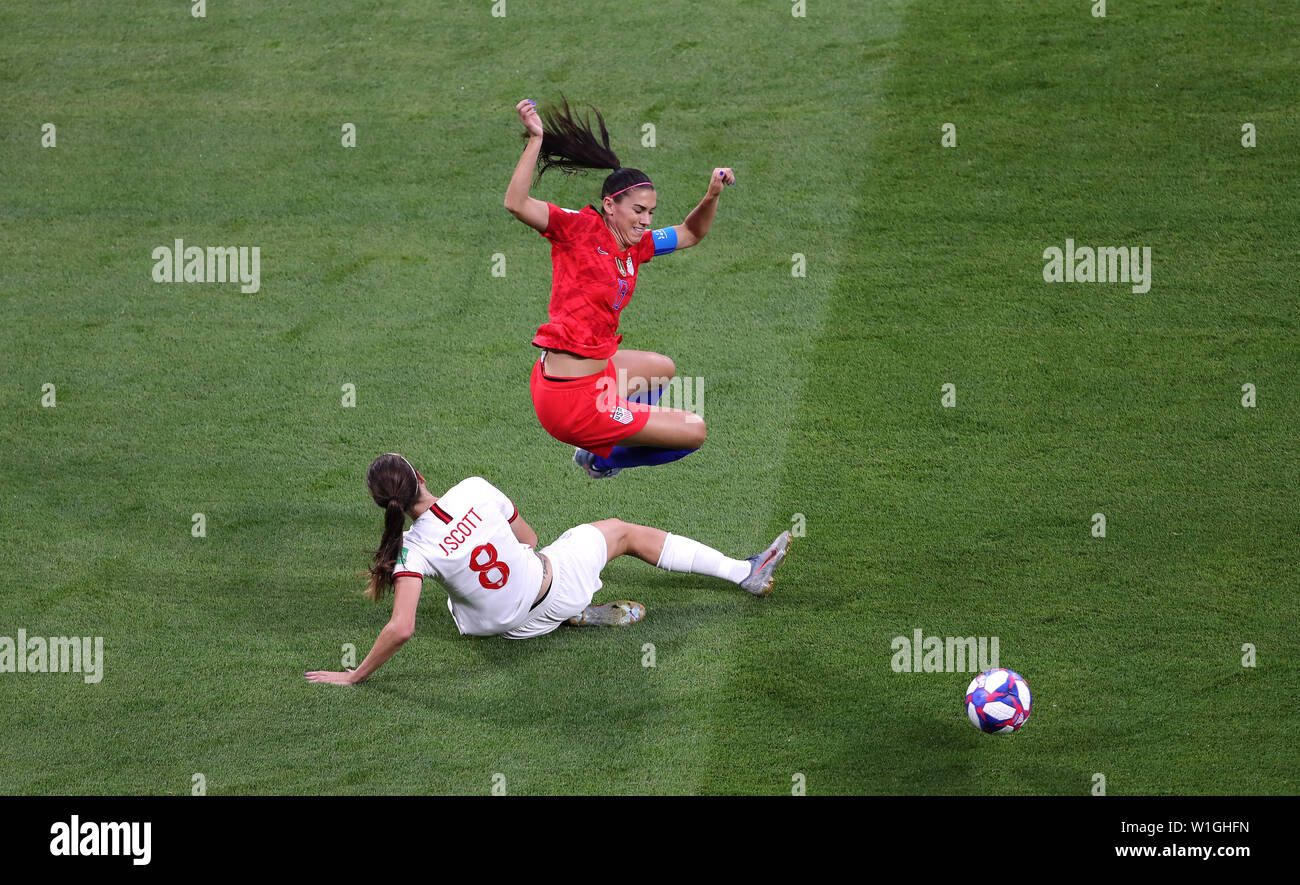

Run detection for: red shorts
[[529, 357, 651, 458]]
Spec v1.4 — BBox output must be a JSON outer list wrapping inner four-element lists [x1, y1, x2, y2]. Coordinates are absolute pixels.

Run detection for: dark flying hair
[[529, 97, 653, 202]]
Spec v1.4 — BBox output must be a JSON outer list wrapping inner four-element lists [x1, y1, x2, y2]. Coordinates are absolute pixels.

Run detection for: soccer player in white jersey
[[304, 453, 790, 685]]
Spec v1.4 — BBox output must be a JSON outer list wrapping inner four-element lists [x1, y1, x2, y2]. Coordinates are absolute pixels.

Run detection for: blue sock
[[625, 386, 663, 406], [592, 446, 694, 470]]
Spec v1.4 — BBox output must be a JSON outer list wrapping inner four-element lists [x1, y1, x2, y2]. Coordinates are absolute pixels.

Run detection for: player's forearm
[[682, 192, 720, 241], [348, 623, 412, 684], [512, 518, 538, 547], [505, 135, 543, 213]]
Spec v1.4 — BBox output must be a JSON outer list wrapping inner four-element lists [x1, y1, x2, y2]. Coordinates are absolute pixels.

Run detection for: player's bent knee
[[655, 355, 677, 382], [591, 518, 630, 556], [681, 416, 706, 450]]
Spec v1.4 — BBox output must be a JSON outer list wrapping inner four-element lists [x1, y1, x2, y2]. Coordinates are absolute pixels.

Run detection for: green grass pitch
[[1, 0, 1296, 795]]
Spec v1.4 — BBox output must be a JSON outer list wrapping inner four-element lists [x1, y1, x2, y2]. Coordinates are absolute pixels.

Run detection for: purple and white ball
[[965, 668, 1032, 734]]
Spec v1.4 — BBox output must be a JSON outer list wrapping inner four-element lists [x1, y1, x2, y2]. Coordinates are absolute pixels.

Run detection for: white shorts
[[500, 523, 608, 639]]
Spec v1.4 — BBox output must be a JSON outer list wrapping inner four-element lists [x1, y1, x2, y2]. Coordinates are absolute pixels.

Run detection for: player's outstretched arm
[[504, 99, 550, 232], [304, 577, 423, 686], [672, 167, 735, 250]]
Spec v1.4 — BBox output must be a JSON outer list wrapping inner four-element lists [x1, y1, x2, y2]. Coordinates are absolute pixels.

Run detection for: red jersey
[[532, 202, 658, 360]]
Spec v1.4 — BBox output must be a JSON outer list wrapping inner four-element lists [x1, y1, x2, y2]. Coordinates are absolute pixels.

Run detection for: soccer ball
[[965, 668, 1032, 734]]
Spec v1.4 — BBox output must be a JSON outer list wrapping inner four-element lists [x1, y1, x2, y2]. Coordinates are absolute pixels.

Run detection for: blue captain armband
[[651, 226, 678, 256]]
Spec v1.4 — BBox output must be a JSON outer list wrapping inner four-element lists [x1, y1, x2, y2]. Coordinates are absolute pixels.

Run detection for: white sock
[[656, 533, 751, 584]]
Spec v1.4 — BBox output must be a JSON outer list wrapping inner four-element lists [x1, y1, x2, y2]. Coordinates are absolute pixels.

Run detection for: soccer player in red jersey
[[504, 98, 736, 479]]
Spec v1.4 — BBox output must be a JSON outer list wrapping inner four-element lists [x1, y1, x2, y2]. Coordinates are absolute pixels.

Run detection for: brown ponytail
[[364, 454, 422, 600]]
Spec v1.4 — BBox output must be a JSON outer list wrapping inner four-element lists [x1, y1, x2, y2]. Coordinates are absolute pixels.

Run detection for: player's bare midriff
[[541, 349, 607, 378]]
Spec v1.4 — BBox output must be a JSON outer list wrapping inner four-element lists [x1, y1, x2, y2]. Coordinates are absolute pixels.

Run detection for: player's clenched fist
[[706, 167, 736, 198], [517, 99, 543, 137]]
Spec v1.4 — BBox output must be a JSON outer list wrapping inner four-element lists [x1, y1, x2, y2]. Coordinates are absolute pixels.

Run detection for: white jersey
[[392, 477, 544, 637]]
